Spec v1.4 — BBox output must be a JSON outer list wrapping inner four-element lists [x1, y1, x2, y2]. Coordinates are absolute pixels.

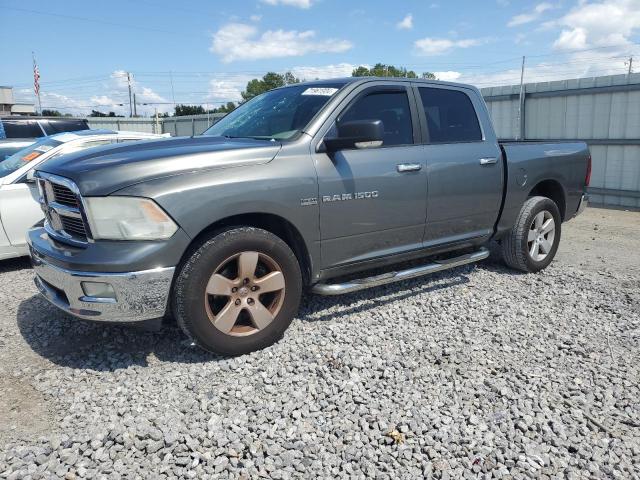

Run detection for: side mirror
[[322, 119, 384, 153], [25, 170, 36, 183]]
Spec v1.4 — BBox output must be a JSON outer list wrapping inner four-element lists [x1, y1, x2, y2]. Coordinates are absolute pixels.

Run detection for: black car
[[0, 116, 89, 139]]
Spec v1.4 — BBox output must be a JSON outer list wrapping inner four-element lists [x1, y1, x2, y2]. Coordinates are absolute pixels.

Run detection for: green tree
[[174, 104, 206, 116], [241, 72, 300, 101], [89, 110, 122, 117], [352, 63, 435, 79], [41, 109, 62, 116], [211, 102, 236, 114]]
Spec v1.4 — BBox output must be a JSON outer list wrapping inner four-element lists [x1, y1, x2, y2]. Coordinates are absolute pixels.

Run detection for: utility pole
[[169, 71, 176, 113], [126, 72, 133, 117], [133, 93, 137, 117], [627, 56, 634, 75], [516, 56, 526, 141]]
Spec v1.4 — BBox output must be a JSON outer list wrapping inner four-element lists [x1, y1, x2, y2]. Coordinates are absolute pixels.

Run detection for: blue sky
[[2, 0, 639, 115]]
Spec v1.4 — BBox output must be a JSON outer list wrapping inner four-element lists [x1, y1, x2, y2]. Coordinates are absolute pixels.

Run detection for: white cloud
[[434, 71, 462, 81], [250, 14, 262, 22], [261, 0, 314, 8], [207, 74, 256, 103], [414, 37, 488, 56], [552, 0, 640, 50], [396, 14, 413, 30], [210, 23, 353, 62], [205, 64, 359, 103], [291, 63, 357, 80], [508, 2, 553, 27], [458, 48, 636, 89], [553, 28, 588, 50]]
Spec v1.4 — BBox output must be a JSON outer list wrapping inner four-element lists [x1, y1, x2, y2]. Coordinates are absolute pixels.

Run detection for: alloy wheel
[[204, 251, 286, 337], [527, 210, 555, 262]]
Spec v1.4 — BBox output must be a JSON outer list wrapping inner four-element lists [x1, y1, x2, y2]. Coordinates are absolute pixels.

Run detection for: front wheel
[[173, 227, 302, 355], [501, 196, 561, 273]]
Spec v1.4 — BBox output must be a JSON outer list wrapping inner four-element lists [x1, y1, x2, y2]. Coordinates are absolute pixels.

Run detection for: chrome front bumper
[[30, 246, 175, 322]]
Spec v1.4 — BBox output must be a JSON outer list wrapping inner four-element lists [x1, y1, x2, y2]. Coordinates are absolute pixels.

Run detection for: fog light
[[81, 281, 116, 299]]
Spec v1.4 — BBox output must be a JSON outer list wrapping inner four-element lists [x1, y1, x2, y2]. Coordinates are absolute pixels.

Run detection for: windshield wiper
[[222, 135, 276, 141]]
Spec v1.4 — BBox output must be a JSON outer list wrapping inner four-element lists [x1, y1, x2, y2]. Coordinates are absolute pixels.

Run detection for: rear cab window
[[417, 87, 482, 143]]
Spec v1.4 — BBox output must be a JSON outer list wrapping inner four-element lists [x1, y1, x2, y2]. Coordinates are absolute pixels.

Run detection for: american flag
[[33, 55, 40, 97]]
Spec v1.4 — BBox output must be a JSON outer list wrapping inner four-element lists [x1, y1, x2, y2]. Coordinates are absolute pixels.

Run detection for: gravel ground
[[1, 207, 639, 479]]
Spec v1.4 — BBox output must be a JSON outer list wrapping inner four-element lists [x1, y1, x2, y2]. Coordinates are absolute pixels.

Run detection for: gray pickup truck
[[28, 77, 590, 355]]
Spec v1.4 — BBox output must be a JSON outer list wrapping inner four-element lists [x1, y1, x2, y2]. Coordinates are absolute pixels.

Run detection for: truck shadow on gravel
[[15, 258, 513, 371], [0, 257, 32, 274]]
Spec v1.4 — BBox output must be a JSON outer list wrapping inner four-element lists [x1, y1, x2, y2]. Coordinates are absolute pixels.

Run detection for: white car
[[0, 129, 168, 260]]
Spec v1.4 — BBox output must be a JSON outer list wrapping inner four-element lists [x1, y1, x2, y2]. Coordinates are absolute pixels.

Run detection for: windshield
[[0, 137, 62, 178], [203, 84, 344, 140]]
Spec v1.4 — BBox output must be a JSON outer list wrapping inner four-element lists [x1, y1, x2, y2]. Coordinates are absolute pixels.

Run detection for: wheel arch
[[528, 179, 566, 221], [183, 213, 313, 286]]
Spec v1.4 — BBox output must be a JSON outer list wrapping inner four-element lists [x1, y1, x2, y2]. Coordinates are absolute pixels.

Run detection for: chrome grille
[[37, 173, 90, 246], [60, 216, 87, 237], [51, 183, 79, 208]]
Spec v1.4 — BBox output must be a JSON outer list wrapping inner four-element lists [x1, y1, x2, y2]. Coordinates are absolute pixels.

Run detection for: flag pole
[[32, 52, 42, 115]]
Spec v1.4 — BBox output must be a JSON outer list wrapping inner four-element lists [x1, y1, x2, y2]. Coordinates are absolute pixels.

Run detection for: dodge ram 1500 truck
[[27, 78, 590, 355]]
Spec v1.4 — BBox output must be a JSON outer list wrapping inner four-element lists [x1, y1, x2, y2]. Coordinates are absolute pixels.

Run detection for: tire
[[173, 227, 302, 356], [501, 196, 561, 273]]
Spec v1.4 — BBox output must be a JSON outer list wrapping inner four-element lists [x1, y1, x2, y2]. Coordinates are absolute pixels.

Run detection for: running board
[[312, 247, 489, 296]]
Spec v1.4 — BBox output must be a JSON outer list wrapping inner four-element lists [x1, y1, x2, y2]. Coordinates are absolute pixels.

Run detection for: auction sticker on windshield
[[301, 88, 338, 96]]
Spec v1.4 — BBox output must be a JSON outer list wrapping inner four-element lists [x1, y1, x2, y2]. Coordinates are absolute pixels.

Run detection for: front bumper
[[29, 242, 175, 323]]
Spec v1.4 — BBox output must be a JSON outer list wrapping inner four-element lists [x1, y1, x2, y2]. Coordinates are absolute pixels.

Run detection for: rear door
[[313, 83, 427, 268], [415, 85, 503, 246]]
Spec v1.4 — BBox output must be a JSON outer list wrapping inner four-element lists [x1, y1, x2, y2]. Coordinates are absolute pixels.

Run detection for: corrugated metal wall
[[87, 113, 224, 136], [86, 116, 161, 134], [482, 73, 640, 208]]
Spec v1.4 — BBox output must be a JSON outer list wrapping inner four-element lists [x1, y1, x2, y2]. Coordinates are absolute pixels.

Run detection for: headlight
[[84, 197, 178, 240]]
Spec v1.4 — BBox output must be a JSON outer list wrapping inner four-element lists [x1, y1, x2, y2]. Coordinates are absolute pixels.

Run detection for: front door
[[313, 85, 427, 268]]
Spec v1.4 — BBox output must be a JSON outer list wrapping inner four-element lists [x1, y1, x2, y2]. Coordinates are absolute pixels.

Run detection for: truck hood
[[37, 136, 282, 195]]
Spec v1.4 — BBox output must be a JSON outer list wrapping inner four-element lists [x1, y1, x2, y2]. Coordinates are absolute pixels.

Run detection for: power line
[[2, 6, 205, 37]]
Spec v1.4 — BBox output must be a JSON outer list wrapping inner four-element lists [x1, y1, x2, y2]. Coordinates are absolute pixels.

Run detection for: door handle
[[479, 157, 498, 165], [397, 163, 422, 173]]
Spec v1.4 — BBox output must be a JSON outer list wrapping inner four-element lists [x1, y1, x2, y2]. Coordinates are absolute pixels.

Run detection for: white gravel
[[0, 208, 639, 479]]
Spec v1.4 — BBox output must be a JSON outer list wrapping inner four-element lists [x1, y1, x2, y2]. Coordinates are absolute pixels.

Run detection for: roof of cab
[[275, 76, 479, 93]]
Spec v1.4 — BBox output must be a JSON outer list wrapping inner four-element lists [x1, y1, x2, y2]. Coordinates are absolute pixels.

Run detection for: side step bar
[[312, 247, 489, 296]]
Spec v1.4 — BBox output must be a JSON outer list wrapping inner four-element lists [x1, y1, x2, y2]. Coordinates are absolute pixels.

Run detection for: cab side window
[[339, 90, 413, 146], [418, 87, 482, 143]]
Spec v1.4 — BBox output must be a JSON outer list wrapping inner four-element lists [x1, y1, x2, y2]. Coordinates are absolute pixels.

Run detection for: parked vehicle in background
[[28, 78, 590, 355], [0, 116, 89, 139], [0, 138, 35, 162], [0, 129, 168, 260]]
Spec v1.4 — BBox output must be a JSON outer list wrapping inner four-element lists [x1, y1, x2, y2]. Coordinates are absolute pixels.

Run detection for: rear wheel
[[174, 227, 302, 355], [502, 196, 561, 273]]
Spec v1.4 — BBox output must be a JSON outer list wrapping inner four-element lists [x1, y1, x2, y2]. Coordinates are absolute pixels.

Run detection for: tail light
[[585, 153, 592, 187]]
